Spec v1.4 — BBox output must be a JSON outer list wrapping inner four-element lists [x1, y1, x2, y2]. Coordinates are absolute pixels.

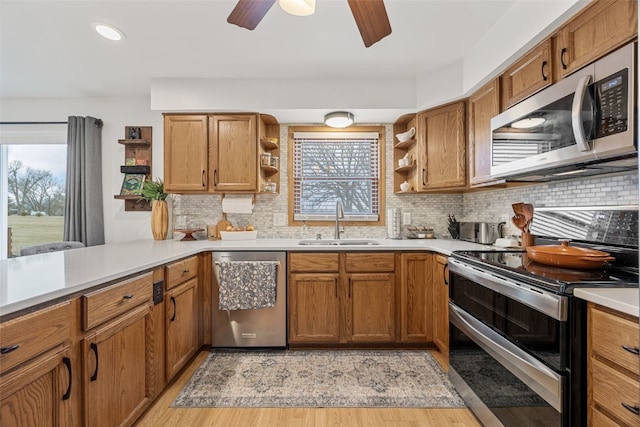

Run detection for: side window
[[1, 124, 67, 258]]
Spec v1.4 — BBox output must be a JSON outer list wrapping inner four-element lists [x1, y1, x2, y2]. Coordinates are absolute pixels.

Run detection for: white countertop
[[0, 237, 492, 318], [574, 288, 639, 317]]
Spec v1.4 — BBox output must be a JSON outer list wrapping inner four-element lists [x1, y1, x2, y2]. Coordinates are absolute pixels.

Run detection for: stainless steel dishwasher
[[211, 251, 286, 348]]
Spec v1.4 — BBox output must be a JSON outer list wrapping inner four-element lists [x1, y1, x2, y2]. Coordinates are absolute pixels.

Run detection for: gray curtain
[[63, 116, 105, 246]]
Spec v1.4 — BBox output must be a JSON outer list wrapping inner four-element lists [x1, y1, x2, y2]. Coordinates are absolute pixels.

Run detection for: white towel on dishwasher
[[217, 261, 278, 310]]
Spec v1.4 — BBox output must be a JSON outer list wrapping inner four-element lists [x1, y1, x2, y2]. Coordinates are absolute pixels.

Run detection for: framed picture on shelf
[[120, 174, 146, 196], [125, 157, 136, 166]]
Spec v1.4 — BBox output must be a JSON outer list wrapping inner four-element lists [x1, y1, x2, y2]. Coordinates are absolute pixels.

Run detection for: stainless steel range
[[447, 206, 639, 427]]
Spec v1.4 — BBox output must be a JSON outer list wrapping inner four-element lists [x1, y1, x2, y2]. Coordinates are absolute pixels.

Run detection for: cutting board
[[215, 213, 232, 240]]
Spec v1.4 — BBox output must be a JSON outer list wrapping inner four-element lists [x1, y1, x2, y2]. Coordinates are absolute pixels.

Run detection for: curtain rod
[[0, 121, 68, 125]]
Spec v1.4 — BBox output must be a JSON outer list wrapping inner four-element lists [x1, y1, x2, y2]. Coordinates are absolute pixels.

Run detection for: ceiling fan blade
[[347, 0, 392, 47], [227, 0, 277, 30]]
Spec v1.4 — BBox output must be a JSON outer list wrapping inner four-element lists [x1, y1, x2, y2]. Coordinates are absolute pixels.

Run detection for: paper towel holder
[[222, 193, 256, 204]]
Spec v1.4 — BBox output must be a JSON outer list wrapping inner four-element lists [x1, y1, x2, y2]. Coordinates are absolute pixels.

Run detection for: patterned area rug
[[172, 350, 465, 408]]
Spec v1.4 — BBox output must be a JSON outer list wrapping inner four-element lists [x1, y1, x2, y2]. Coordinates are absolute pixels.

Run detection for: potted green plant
[[139, 178, 168, 240]]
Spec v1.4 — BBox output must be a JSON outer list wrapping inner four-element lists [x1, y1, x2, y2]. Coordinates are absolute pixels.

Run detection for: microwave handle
[[571, 74, 593, 152]]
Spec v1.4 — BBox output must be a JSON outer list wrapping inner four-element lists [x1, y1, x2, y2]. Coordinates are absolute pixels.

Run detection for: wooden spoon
[[512, 214, 527, 232], [522, 203, 534, 232], [512, 202, 525, 216]]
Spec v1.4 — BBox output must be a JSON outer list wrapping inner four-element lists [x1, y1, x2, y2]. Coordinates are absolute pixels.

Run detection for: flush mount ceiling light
[[324, 111, 354, 128], [93, 23, 125, 41], [279, 0, 315, 16], [511, 117, 546, 129]]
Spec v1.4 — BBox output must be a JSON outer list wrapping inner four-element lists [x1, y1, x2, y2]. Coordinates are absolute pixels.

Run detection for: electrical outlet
[[273, 213, 286, 227], [403, 212, 412, 225]]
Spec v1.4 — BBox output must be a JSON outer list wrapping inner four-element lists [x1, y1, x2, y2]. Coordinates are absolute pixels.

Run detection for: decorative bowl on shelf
[[396, 127, 415, 142], [400, 181, 411, 192]]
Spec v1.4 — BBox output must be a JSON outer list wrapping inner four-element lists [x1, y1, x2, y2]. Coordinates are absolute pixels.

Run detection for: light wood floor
[[135, 350, 482, 427]]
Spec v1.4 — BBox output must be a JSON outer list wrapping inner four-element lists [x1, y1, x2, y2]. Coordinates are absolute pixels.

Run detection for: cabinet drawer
[[346, 253, 395, 272], [289, 253, 339, 272], [0, 301, 70, 374], [590, 406, 625, 427], [83, 272, 153, 330], [590, 357, 640, 427], [166, 256, 198, 290], [590, 305, 639, 376]]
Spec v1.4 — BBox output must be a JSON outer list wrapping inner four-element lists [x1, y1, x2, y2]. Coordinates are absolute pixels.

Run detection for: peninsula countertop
[[1, 237, 491, 318]]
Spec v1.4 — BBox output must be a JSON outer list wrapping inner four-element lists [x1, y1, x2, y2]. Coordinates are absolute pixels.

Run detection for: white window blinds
[[293, 132, 380, 221]]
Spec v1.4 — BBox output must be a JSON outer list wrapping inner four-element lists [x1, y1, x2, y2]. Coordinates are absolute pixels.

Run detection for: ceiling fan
[[227, 0, 392, 48]]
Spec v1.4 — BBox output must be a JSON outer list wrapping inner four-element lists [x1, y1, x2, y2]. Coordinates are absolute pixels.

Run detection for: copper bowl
[[525, 239, 615, 269]]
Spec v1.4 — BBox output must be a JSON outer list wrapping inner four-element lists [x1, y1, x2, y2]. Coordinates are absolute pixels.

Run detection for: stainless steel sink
[[298, 239, 381, 246]]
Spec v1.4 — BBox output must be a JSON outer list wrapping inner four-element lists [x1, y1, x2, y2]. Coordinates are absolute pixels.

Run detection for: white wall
[[0, 97, 163, 243]]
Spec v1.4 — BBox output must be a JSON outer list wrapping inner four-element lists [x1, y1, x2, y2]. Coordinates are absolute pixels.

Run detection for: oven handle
[[449, 258, 567, 321], [449, 302, 563, 412]]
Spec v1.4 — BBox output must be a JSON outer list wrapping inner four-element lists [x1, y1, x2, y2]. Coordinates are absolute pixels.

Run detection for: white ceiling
[[1, 0, 521, 96], [3, 0, 553, 123]]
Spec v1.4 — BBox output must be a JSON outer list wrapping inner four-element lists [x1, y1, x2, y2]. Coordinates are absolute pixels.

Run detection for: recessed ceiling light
[[93, 23, 125, 41], [324, 111, 354, 128], [511, 117, 545, 129]]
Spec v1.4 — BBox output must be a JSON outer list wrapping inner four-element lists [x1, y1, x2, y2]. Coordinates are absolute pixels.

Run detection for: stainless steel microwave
[[491, 43, 636, 181]]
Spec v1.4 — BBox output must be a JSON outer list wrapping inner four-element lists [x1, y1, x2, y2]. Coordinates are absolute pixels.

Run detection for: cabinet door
[[399, 253, 434, 343], [433, 255, 449, 355], [346, 273, 395, 343], [0, 347, 71, 427], [468, 79, 502, 187], [555, 0, 637, 79], [417, 102, 466, 190], [83, 303, 153, 427], [163, 115, 209, 192], [501, 39, 553, 109], [210, 114, 258, 192], [165, 278, 198, 381], [289, 273, 340, 343]]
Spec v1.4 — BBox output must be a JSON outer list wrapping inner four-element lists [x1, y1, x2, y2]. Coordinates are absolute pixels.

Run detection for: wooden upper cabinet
[[417, 101, 466, 191], [501, 39, 553, 109], [210, 114, 258, 192], [468, 79, 503, 187], [163, 115, 209, 192], [555, 0, 637, 80]]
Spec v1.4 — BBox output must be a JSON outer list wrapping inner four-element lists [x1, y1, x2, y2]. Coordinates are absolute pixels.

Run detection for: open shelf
[[120, 165, 151, 174], [260, 138, 279, 150], [393, 138, 417, 149], [394, 164, 417, 173], [118, 139, 151, 146], [260, 165, 279, 174], [115, 126, 152, 211]]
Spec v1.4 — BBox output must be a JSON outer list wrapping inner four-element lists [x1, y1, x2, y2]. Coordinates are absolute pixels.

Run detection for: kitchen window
[[290, 127, 384, 225]]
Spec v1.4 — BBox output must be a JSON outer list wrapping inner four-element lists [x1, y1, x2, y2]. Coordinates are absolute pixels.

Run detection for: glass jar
[[270, 156, 279, 170], [260, 152, 271, 166]]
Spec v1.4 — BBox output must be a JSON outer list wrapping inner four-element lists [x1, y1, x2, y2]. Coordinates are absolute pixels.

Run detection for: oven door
[[449, 303, 566, 427]]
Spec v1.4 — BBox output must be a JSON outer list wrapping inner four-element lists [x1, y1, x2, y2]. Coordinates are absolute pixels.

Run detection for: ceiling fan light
[[324, 111, 354, 128], [93, 23, 125, 41], [279, 0, 316, 17]]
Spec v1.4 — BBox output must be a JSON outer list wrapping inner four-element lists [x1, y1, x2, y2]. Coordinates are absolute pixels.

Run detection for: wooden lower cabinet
[[82, 302, 154, 427], [0, 301, 73, 427], [165, 278, 198, 380], [0, 346, 71, 427], [288, 252, 396, 345], [289, 273, 341, 343], [433, 255, 449, 355], [587, 303, 640, 427], [346, 273, 395, 343], [398, 253, 434, 343]]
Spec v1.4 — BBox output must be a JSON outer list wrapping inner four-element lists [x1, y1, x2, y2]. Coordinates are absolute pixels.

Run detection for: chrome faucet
[[335, 200, 345, 239]]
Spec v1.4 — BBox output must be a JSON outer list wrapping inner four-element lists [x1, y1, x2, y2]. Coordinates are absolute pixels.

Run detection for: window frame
[[287, 125, 386, 227]]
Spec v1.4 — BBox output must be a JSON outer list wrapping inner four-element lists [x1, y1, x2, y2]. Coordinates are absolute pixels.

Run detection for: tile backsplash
[[172, 124, 639, 241]]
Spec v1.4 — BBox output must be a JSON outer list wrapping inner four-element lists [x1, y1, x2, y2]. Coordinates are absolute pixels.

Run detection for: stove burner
[[452, 249, 639, 294]]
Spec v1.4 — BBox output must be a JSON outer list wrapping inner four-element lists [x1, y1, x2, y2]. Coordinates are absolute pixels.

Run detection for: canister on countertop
[[387, 208, 402, 239]]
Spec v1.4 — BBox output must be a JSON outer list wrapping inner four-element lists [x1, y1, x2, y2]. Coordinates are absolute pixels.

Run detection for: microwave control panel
[[595, 68, 628, 138]]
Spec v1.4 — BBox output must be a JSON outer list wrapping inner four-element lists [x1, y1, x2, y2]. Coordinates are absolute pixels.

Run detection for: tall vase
[[151, 200, 168, 240]]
